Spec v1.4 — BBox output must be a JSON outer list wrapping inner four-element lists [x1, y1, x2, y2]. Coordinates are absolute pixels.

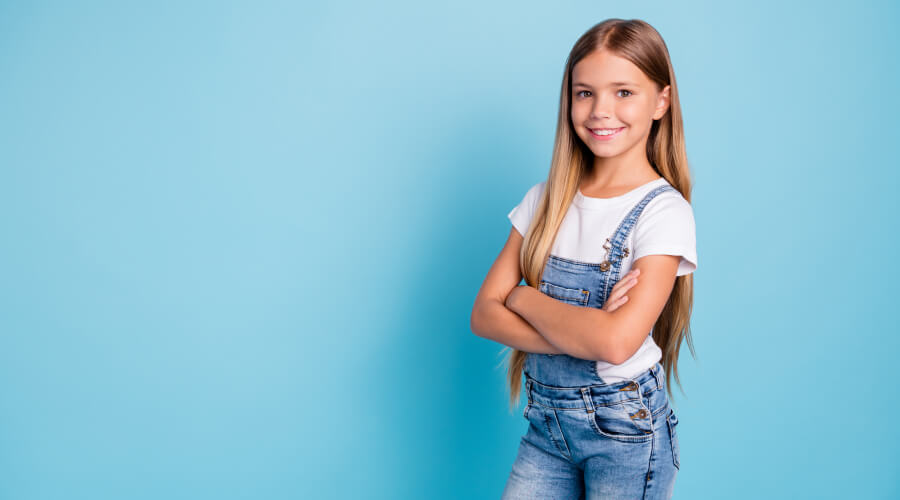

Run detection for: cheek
[[618, 102, 652, 126], [570, 103, 586, 123]]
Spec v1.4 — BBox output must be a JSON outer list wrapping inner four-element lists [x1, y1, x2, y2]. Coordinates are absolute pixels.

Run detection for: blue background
[[2, 1, 898, 498]]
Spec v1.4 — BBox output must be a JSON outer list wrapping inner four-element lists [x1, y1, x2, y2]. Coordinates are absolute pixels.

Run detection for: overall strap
[[599, 184, 678, 301]]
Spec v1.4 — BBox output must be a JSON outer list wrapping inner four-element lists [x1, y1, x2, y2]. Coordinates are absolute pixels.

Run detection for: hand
[[505, 285, 526, 310], [602, 269, 640, 313]]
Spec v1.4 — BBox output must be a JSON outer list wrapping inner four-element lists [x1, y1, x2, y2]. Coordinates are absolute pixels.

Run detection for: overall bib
[[501, 184, 681, 500]]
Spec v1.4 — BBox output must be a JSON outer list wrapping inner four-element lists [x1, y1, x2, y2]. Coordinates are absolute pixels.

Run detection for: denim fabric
[[502, 184, 681, 499]]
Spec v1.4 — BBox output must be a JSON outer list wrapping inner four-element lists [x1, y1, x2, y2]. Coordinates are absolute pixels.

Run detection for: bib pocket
[[539, 281, 590, 307]]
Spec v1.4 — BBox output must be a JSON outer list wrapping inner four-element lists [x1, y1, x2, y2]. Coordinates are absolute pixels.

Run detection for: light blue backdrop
[[2, 1, 898, 499]]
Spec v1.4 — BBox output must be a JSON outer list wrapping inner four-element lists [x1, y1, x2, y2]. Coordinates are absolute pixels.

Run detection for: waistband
[[524, 362, 664, 410]]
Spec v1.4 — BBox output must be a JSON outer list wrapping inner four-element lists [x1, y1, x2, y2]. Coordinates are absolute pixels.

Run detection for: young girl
[[470, 19, 697, 499]]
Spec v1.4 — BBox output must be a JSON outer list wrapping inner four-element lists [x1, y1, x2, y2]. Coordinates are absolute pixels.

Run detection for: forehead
[[571, 50, 649, 87]]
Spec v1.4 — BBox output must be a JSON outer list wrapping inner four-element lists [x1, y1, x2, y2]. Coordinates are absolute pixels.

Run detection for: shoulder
[[642, 187, 694, 224], [631, 187, 696, 242], [514, 180, 547, 212], [631, 186, 698, 275], [507, 180, 548, 236], [523, 180, 547, 201]]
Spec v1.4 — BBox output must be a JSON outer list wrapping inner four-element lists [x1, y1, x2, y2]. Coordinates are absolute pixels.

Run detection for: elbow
[[592, 312, 629, 365], [608, 349, 628, 366], [606, 328, 644, 365], [469, 312, 483, 337], [598, 344, 626, 365], [472, 296, 505, 338], [601, 344, 629, 366], [470, 300, 488, 337]]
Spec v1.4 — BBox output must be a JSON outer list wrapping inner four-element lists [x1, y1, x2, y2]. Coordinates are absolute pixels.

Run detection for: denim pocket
[[667, 408, 680, 470], [588, 401, 654, 443], [526, 404, 573, 459], [539, 281, 590, 306]]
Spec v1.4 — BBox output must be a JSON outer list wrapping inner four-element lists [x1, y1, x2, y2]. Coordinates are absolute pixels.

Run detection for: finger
[[604, 295, 629, 312], [608, 280, 632, 302], [610, 295, 629, 311], [611, 276, 638, 295], [614, 271, 639, 288]]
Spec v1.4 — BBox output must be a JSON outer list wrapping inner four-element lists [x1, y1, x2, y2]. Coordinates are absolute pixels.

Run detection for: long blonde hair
[[504, 19, 696, 411]]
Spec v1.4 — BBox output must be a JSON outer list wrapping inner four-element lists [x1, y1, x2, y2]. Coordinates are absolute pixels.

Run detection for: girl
[[470, 19, 697, 499]]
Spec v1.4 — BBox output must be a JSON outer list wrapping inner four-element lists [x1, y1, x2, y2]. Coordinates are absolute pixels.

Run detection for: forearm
[[471, 298, 565, 354], [506, 285, 622, 363]]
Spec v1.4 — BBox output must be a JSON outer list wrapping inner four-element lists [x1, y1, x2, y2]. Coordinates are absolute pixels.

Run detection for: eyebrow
[[573, 81, 639, 88]]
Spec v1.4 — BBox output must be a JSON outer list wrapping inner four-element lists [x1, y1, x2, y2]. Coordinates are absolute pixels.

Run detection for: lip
[[588, 127, 625, 141]]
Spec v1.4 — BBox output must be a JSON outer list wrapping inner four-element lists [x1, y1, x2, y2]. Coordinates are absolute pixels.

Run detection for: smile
[[588, 127, 625, 140]]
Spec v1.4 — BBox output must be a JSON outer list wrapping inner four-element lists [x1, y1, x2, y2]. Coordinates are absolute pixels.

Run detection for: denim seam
[[539, 280, 590, 306], [588, 412, 654, 444], [546, 254, 607, 268], [526, 377, 660, 392], [530, 397, 664, 411], [601, 185, 676, 301], [641, 420, 654, 499], [543, 409, 572, 459], [667, 409, 680, 470]]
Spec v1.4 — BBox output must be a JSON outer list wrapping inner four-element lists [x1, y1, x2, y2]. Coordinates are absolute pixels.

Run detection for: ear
[[653, 85, 671, 121]]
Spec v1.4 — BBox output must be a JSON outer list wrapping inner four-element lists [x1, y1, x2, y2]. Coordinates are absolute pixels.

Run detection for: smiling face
[[570, 49, 670, 160]]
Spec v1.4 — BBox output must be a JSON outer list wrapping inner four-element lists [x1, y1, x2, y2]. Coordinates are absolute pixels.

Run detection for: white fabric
[[506, 177, 697, 383]]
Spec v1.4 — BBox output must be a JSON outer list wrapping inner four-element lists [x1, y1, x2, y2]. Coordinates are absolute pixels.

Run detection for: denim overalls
[[502, 184, 681, 500]]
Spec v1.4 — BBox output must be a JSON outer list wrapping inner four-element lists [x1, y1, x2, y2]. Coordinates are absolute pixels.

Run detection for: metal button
[[599, 261, 610, 272]]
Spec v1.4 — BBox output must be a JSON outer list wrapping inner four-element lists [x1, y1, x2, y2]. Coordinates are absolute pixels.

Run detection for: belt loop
[[652, 362, 663, 390], [580, 387, 595, 414], [526, 378, 533, 405]]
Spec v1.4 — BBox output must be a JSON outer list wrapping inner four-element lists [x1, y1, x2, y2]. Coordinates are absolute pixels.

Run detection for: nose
[[590, 94, 612, 120]]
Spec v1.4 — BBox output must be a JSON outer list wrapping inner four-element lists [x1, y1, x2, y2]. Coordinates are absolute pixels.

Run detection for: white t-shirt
[[507, 177, 697, 383]]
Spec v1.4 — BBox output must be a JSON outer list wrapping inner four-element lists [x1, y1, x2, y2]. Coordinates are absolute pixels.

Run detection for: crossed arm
[[471, 227, 680, 364]]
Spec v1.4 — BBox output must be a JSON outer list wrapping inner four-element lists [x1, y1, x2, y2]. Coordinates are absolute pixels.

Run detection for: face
[[570, 49, 670, 159]]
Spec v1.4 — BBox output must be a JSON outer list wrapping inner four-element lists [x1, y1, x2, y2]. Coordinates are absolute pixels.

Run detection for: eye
[[575, 90, 591, 98], [617, 89, 633, 97]]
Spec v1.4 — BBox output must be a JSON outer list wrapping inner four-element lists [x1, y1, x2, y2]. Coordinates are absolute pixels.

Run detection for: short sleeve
[[630, 194, 698, 276], [507, 181, 546, 236]]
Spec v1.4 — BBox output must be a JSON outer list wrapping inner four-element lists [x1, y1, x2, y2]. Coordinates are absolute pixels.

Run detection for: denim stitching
[[527, 376, 658, 392], [641, 413, 656, 499], [601, 185, 676, 301], [589, 412, 654, 444], [543, 410, 572, 459], [539, 280, 590, 306], [667, 409, 680, 469], [529, 398, 665, 411], [547, 254, 607, 268]]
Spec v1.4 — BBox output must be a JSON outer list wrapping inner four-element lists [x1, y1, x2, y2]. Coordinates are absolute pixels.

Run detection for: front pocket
[[539, 281, 590, 306], [524, 404, 573, 459], [588, 401, 654, 443], [667, 408, 680, 469]]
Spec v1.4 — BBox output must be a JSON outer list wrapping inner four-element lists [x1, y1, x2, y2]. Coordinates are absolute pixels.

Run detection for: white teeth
[[591, 128, 621, 136]]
